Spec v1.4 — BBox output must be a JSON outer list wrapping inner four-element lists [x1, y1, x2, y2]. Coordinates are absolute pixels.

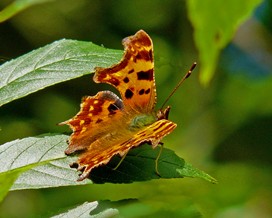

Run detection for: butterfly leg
[[155, 142, 164, 177], [113, 150, 129, 171]]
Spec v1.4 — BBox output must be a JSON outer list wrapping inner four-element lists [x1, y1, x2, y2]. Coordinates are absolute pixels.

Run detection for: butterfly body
[[130, 113, 156, 129], [61, 30, 177, 181]]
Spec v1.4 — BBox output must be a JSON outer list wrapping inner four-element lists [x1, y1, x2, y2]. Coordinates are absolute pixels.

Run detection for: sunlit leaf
[[0, 133, 216, 197], [9, 140, 216, 191], [0, 134, 66, 174], [0, 134, 71, 201], [0, 39, 122, 106], [50, 201, 119, 218], [11, 158, 91, 191]]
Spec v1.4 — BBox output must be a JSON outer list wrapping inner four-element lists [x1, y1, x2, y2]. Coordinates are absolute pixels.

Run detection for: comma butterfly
[[60, 30, 195, 181]]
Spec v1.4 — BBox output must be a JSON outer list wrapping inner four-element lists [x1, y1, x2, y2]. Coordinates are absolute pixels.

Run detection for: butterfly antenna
[[160, 62, 197, 110]]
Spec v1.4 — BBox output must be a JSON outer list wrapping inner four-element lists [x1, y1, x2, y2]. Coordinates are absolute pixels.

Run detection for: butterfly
[[60, 30, 194, 181]]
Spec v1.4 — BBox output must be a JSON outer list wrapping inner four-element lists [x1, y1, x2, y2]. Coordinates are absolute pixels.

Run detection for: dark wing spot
[[123, 77, 129, 83], [125, 89, 134, 99], [145, 88, 150, 94], [139, 89, 145, 95], [128, 69, 134, 74], [96, 118, 103, 123], [137, 69, 153, 81], [148, 49, 153, 62], [108, 103, 119, 115]]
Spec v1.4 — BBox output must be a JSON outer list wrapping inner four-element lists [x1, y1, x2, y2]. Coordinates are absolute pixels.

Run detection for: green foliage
[[187, 0, 262, 85], [1, 0, 271, 217], [0, 0, 52, 23], [0, 39, 215, 216], [0, 132, 215, 199], [2, 133, 214, 190]]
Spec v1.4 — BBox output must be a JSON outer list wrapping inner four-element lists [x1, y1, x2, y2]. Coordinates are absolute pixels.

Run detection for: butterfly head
[[157, 106, 171, 120]]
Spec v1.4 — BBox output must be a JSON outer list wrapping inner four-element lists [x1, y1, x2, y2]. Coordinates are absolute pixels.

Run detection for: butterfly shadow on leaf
[[86, 144, 185, 184]]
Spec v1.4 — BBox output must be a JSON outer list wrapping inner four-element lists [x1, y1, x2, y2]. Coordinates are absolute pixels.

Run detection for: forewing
[[93, 30, 156, 114]]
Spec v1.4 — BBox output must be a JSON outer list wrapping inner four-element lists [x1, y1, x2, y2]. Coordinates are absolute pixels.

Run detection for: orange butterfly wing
[[61, 30, 177, 181], [60, 91, 124, 154], [76, 119, 176, 181], [94, 30, 156, 113]]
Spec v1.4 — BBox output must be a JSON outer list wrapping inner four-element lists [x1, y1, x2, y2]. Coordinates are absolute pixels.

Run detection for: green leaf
[[11, 157, 91, 191], [1, 133, 216, 196], [0, 134, 66, 175], [0, 134, 85, 201], [0, 134, 215, 196], [0, 39, 122, 107], [50, 201, 119, 218], [0, 170, 20, 203], [17, 144, 215, 187], [0, 0, 54, 23], [177, 163, 217, 184], [187, 0, 262, 85]]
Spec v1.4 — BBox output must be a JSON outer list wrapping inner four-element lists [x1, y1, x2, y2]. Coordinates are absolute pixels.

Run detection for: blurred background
[[0, 0, 271, 217]]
